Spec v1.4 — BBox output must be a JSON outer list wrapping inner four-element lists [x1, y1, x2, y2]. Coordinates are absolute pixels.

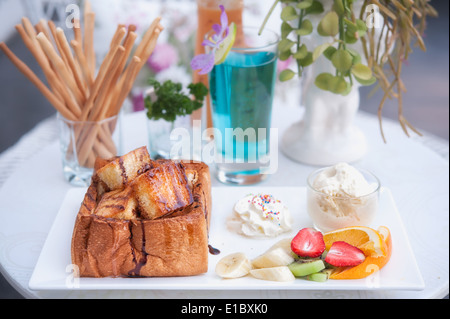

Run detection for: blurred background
[[0, 0, 448, 298]]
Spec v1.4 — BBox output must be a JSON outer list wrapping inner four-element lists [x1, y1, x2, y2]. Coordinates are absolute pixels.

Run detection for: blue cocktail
[[209, 27, 279, 184]]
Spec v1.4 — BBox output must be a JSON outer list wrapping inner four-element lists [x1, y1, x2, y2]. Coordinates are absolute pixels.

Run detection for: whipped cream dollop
[[228, 194, 293, 238]]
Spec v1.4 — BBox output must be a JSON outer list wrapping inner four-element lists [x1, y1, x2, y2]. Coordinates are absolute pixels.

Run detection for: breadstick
[[116, 26, 161, 95], [114, 26, 162, 98], [37, 19, 53, 45], [83, 1, 95, 74], [77, 123, 100, 167], [21, 17, 37, 38], [84, 0, 92, 13], [112, 25, 162, 114], [90, 46, 126, 121], [73, 18, 82, 49], [15, 25, 62, 100], [55, 27, 86, 97], [84, 12, 96, 75], [114, 56, 142, 115], [109, 25, 127, 49], [71, 40, 94, 88], [127, 24, 137, 33], [21, 18, 63, 74], [106, 31, 137, 116], [85, 151, 97, 169], [36, 33, 83, 118], [37, 33, 85, 108], [0, 42, 76, 121], [48, 21, 69, 68], [138, 27, 162, 69], [76, 45, 125, 162], [134, 17, 161, 58], [79, 27, 126, 120], [14, 25, 83, 119], [93, 138, 115, 161]]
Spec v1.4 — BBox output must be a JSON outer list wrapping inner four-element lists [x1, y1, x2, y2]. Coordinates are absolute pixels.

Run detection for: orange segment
[[329, 226, 392, 280], [323, 226, 387, 257]]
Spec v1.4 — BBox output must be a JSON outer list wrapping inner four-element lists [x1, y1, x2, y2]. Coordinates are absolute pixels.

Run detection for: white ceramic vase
[[281, 2, 368, 166], [281, 59, 368, 166]]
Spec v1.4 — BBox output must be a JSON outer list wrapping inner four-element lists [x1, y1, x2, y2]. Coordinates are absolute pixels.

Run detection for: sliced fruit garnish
[[214, 22, 237, 65], [329, 226, 392, 280], [267, 237, 294, 254], [252, 247, 295, 269], [215, 252, 252, 279], [250, 266, 296, 282], [306, 269, 333, 282], [324, 241, 366, 267], [288, 259, 325, 277], [323, 226, 387, 257], [291, 228, 326, 258]]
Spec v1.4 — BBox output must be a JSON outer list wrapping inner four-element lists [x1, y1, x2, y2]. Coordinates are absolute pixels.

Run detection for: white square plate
[[29, 187, 424, 291]]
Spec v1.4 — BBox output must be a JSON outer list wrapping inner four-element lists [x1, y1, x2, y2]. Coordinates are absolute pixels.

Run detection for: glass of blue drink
[[208, 27, 279, 185]]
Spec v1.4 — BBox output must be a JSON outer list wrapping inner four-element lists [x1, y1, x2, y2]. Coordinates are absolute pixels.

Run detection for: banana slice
[[252, 247, 295, 269], [250, 266, 296, 282], [267, 237, 293, 254], [215, 252, 252, 279]]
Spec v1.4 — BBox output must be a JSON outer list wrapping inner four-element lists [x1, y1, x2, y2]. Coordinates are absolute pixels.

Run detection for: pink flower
[[147, 43, 179, 73], [132, 91, 145, 112], [277, 56, 294, 74], [191, 5, 231, 75]]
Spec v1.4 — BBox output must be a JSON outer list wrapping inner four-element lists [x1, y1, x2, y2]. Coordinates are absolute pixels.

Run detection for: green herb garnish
[[145, 79, 208, 122]]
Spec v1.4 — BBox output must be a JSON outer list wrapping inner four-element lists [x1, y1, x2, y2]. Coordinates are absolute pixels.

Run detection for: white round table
[[0, 101, 448, 299]]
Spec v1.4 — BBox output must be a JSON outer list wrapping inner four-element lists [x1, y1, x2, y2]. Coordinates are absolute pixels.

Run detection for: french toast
[[71, 147, 211, 278], [133, 160, 193, 220], [94, 186, 138, 220], [96, 146, 152, 192]]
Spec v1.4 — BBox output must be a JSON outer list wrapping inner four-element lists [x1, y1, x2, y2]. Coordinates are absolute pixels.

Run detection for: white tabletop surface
[[0, 98, 448, 299]]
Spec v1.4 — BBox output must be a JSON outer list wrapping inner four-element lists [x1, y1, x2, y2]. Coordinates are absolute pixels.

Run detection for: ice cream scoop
[[307, 163, 380, 232]]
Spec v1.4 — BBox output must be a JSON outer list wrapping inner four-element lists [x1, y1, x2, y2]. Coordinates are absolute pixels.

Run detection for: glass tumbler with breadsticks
[[0, 1, 163, 186]]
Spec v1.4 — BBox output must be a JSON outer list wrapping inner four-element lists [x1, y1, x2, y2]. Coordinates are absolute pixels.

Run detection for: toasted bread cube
[[95, 186, 137, 220], [96, 147, 152, 191], [133, 161, 193, 220]]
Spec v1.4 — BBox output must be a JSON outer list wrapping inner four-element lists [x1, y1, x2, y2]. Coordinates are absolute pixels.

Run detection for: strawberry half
[[291, 228, 326, 258], [324, 241, 366, 267]]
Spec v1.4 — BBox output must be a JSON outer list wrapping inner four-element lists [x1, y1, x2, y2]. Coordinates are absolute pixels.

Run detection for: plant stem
[[296, 9, 305, 76], [259, 0, 280, 35], [339, 0, 347, 51]]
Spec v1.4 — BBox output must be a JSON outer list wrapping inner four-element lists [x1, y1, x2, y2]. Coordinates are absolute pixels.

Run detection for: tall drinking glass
[[208, 27, 279, 185]]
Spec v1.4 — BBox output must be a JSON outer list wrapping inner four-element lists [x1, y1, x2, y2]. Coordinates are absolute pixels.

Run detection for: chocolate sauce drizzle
[[128, 222, 148, 277], [208, 245, 220, 255]]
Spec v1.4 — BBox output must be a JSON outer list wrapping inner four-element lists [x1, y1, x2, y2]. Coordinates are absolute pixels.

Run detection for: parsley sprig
[[145, 79, 208, 123]]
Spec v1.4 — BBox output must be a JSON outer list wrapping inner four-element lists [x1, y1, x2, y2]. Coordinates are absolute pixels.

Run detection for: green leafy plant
[[145, 79, 208, 122], [260, 0, 437, 141]]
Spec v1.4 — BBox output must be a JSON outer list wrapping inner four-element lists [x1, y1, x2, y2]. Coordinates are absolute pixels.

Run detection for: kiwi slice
[[306, 269, 333, 282], [288, 260, 325, 277]]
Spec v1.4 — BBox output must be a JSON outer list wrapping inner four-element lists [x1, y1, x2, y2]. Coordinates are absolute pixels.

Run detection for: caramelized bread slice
[[96, 146, 152, 191], [133, 161, 193, 220], [94, 186, 137, 220], [182, 161, 212, 231]]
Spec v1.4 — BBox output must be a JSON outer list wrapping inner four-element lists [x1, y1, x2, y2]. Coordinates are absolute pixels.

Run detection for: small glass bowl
[[306, 167, 381, 233]]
